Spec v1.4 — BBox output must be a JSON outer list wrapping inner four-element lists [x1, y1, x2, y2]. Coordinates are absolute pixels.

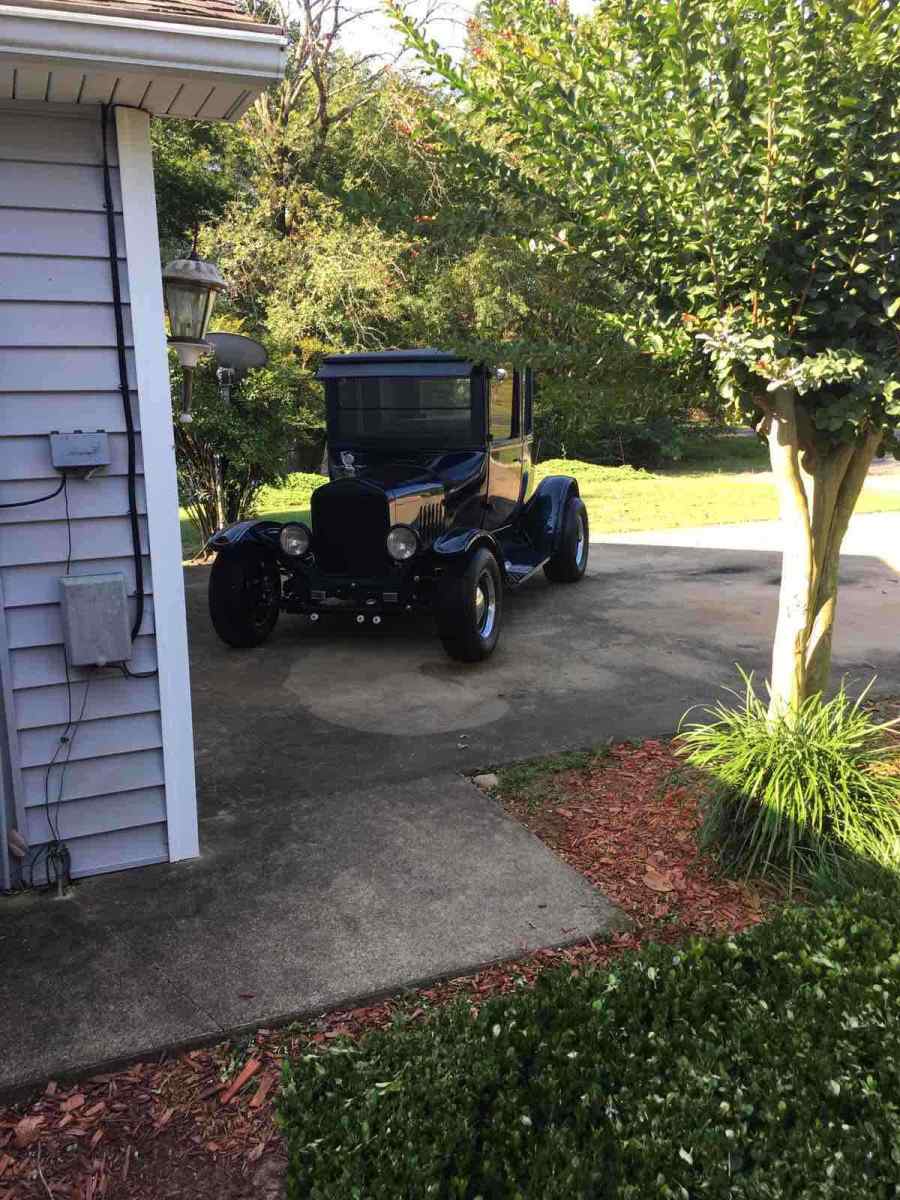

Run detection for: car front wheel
[[437, 546, 503, 662], [209, 545, 281, 648], [544, 495, 589, 583]]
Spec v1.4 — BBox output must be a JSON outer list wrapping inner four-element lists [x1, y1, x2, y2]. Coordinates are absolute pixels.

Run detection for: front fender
[[432, 528, 504, 574], [207, 519, 283, 555], [519, 475, 579, 557]]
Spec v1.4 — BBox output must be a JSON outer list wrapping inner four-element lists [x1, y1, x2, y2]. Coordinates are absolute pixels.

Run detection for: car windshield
[[334, 376, 476, 444]]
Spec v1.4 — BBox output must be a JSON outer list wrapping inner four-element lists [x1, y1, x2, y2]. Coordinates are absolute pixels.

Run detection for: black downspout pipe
[[101, 105, 145, 643]]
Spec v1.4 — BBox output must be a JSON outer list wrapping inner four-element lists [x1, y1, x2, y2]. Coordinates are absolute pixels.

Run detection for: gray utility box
[[59, 573, 131, 667], [49, 431, 110, 478]]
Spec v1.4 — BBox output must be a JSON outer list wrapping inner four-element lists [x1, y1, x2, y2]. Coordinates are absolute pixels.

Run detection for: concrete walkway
[[2, 509, 898, 1097], [599, 511, 900, 572], [0, 774, 625, 1097]]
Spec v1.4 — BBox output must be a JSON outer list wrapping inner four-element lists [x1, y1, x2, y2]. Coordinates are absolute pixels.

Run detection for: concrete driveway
[[187, 511, 900, 803], [2, 513, 897, 1096]]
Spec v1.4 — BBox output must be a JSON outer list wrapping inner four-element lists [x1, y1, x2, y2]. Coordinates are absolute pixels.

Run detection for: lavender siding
[[0, 102, 168, 882]]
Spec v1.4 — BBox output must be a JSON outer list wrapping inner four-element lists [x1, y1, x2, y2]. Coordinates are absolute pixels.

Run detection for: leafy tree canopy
[[393, 0, 900, 451]]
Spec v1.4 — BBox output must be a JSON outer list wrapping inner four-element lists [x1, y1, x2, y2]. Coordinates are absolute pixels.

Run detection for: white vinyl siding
[[0, 102, 168, 881]]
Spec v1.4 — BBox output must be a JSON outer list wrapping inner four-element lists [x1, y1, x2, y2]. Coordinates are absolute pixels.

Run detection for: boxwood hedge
[[279, 884, 900, 1198]]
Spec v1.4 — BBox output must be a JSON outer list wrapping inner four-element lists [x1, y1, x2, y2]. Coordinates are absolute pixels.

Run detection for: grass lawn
[[180, 441, 900, 558]]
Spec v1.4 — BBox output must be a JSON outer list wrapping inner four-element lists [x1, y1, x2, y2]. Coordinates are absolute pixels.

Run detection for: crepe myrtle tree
[[392, 0, 900, 719]]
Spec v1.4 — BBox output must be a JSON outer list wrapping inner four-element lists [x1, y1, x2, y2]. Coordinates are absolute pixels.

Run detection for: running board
[[495, 530, 548, 588], [505, 557, 549, 587]]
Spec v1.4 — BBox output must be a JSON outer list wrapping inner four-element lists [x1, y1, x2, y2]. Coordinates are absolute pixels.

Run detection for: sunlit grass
[[181, 456, 900, 559], [538, 458, 900, 536]]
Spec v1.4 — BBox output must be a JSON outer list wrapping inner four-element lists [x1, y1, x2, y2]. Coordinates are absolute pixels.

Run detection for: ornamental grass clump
[[678, 676, 900, 890]]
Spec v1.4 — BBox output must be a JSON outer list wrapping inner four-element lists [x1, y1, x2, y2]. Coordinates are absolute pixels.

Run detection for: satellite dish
[[206, 332, 268, 382]]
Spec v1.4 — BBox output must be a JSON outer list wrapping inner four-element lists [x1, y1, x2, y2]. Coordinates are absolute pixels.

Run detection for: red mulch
[[0, 739, 782, 1199], [502, 738, 780, 939]]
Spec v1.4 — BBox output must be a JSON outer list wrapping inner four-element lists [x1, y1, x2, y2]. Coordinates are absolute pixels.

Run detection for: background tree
[[151, 121, 246, 263], [393, 0, 900, 718], [153, 0, 719, 549]]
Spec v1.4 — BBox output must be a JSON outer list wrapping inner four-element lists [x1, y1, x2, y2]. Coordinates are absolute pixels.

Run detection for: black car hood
[[326, 448, 486, 500]]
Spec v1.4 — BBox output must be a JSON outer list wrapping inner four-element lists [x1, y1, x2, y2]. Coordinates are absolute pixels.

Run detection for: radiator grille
[[414, 501, 445, 543], [312, 480, 391, 575]]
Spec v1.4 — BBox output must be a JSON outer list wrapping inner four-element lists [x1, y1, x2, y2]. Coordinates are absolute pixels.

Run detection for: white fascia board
[[0, 3, 287, 85]]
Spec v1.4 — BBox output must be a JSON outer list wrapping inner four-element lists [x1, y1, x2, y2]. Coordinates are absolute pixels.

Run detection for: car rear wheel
[[209, 545, 281, 648], [544, 495, 589, 583], [437, 547, 503, 662]]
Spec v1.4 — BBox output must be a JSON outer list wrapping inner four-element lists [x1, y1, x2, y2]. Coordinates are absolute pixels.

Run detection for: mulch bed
[[0, 738, 781, 1200], [500, 738, 781, 940]]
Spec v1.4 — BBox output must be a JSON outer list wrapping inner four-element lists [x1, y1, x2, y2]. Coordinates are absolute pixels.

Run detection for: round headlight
[[386, 524, 419, 562], [279, 522, 311, 557]]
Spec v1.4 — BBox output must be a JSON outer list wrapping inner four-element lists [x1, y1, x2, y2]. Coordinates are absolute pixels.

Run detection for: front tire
[[209, 545, 281, 648], [437, 547, 503, 662], [544, 496, 589, 583]]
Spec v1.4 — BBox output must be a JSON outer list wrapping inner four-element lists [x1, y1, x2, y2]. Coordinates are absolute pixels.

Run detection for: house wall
[[0, 101, 196, 882]]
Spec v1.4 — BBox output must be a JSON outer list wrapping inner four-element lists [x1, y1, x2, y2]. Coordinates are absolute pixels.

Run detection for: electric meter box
[[59, 573, 131, 667]]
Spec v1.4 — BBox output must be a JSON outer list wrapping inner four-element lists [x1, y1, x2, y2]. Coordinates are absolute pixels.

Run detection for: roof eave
[[0, 0, 282, 35], [0, 2, 287, 103]]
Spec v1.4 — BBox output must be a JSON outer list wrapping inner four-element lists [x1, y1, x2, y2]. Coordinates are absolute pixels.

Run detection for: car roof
[[319, 349, 469, 364], [317, 349, 474, 380]]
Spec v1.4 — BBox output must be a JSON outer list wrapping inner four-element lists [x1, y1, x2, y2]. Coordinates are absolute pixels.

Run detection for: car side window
[[490, 367, 517, 441]]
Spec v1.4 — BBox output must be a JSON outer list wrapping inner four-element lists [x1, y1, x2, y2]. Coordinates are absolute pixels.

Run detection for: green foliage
[[173, 350, 314, 545], [255, 471, 324, 513], [394, 0, 900, 447], [198, 41, 709, 468], [549, 415, 690, 469], [678, 676, 900, 890], [279, 880, 900, 1198], [152, 122, 246, 263], [676, 432, 770, 474]]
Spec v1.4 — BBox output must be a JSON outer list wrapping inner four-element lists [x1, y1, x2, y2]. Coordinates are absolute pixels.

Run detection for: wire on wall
[[21, 479, 95, 894], [101, 104, 145, 643], [0, 478, 65, 509], [28, 673, 92, 895]]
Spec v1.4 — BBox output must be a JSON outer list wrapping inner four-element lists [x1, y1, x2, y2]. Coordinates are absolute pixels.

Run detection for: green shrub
[[677, 678, 900, 892], [279, 883, 900, 1198], [591, 417, 688, 470]]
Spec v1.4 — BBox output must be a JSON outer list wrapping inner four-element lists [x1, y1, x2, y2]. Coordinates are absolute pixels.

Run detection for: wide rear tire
[[209, 545, 281, 648], [544, 496, 589, 583], [437, 547, 503, 662]]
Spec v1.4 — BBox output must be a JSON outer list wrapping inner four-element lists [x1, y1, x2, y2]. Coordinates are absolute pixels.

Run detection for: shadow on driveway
[[187, 539, 900, 808]]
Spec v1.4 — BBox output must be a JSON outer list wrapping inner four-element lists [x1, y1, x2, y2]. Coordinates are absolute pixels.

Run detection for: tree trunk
[[767, 387, 881, 720], [213, 453, 227, 532], [804, 429, 881, 698], [767, 387, 815, 721]]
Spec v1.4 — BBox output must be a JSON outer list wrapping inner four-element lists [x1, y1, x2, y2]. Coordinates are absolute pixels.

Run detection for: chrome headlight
[[279, 522, 311, 557], [386, 524, 419, 562]]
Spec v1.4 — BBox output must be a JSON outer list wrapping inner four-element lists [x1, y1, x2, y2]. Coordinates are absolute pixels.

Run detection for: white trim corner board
[[115, 104, 199, 862]]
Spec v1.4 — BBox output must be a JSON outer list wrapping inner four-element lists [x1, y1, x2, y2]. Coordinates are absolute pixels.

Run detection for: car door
[[482, 366, 525, 531]]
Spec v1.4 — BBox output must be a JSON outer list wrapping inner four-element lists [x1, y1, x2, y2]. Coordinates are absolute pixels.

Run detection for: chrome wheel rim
[[575, 515, 587, 567], [244, 564, 277, 630], [474, 571, 497, 639]]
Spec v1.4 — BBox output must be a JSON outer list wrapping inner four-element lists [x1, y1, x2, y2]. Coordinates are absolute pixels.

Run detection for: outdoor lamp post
[[162, 250, 226, 423]]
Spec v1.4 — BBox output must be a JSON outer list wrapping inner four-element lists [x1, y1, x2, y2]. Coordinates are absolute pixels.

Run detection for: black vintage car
[[207, 350, 588, 661]]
